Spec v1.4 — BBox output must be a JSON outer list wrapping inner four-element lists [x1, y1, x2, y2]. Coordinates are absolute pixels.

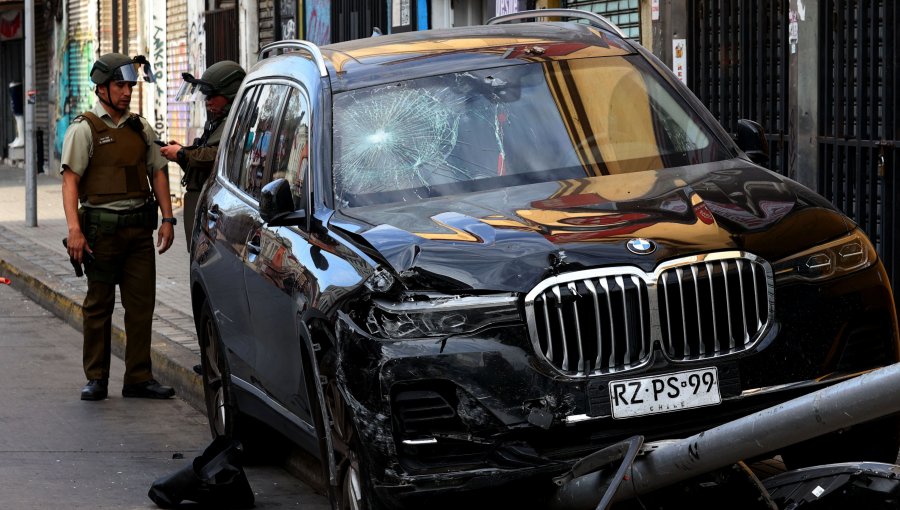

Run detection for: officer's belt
[[82, 203, 157, 233]]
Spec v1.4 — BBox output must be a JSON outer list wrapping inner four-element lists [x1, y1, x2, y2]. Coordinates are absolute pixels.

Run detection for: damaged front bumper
[[332, 292, 897, 506]]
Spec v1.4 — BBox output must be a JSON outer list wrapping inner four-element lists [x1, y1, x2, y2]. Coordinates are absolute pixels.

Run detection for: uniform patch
[[97, 135, 115, 145]]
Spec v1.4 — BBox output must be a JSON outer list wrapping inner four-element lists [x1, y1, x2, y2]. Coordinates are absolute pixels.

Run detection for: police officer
[[61, 53, 176, 401], [161, 60, 245, 249]]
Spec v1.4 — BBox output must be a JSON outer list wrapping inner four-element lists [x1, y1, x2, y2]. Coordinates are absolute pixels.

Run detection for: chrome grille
[[524, 252, 774, 378], [658, 258, 770, 360], [526, 269, 652, 376]]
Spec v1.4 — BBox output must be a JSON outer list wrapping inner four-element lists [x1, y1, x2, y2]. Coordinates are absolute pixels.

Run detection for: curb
[[0, 241, 205, 413]]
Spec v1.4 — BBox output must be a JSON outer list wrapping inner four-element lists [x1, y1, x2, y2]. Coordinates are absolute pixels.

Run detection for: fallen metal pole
[[552, 363, 900, 509]]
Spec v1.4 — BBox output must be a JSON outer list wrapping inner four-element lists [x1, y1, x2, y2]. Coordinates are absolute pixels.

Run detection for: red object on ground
[[0, 277, 10, 285]]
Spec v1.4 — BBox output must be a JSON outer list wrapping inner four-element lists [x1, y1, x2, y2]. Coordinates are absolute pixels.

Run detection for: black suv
[[189, 10, 900, 509]]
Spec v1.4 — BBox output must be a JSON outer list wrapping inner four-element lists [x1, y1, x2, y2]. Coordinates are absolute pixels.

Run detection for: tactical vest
[[77, 111, 152, 205], [183, 118, 225, 191]]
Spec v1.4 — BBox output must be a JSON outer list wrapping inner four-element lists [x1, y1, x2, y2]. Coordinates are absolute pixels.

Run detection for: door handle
[[246, 238, 261, 255], [208, 204, 220, 222]]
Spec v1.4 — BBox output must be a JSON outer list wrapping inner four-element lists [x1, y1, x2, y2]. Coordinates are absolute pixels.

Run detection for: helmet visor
[[110, 61, 156, 84], [175, 72, 219, 102], [175, 78, 201, 102]]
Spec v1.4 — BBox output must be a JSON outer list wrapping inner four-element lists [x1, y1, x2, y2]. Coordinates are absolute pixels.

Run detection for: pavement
[[0, 163, 204, 412]]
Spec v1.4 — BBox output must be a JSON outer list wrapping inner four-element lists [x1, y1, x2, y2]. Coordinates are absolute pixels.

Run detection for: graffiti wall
[[54, 0, 95, 159], [186, 6, 207, 143], [165, 0, 206, 197], [55, 39, 95, 158], [167, 3, 206, 142], [281, 0, 297, 39], [305, 0, 331, 45], [149, 4, 167, 140]]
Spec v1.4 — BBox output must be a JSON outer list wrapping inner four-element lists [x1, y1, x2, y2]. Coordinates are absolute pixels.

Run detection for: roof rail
[[258, 39, 328, 77], [487, 8, 626, 38]]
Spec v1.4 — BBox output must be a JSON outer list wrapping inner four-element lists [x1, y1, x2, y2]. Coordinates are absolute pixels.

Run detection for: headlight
[[773, 229, 876, 283], [366, 293, 520, 339]]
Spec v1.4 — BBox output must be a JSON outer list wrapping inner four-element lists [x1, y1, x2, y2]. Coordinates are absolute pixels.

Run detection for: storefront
[[565, 0, 642, 39], [0, 2, 23, 160]]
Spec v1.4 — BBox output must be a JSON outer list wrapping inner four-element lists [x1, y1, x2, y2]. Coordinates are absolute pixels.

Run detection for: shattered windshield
[[333, 55, 731, 208]]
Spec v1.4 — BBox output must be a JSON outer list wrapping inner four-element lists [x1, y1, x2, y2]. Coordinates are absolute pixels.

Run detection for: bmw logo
[[627, 238, 656, 255]]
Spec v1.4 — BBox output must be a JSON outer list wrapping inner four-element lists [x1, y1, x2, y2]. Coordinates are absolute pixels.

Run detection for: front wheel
[[308, 347, 385, 510], [325, 381, 385, 510], [199, 298, 289, 463], [198, 299, 237, 438]]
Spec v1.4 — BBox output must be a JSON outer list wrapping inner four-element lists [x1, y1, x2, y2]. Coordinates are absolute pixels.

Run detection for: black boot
[[147, 462, 202, 509], [122, 379, 175, 399], [81, 379, 108, 401], [148, 437, 255, 509]]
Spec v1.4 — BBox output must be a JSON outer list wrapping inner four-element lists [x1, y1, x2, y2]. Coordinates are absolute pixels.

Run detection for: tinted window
[[332, 56, 731, 208], [232, 84, 289, 200], [271, 88, 311, 211], [224, 86, 260, 184]]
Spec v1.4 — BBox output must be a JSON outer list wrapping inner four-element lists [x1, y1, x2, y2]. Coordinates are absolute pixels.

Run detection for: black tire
[[198, 298, 286, 464], [317, 372, 385, 510], [781, 414, 900, 469], [328, 383, 377, 510], [198, 299, 237, 439]]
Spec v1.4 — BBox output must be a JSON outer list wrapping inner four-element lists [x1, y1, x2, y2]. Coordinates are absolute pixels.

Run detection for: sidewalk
[[0, 164, 204, 410]]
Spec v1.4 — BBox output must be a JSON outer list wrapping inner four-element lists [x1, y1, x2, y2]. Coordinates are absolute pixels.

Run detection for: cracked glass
[[333, 56, 730, 208]]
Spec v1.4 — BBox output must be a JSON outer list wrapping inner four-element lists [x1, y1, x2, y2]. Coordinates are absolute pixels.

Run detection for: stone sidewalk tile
[[0, 166, 204, 412]]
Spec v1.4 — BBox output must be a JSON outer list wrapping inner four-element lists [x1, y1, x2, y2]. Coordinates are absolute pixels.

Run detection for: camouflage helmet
[[199, 60, 246, 100], [90, 53, 156, 85]]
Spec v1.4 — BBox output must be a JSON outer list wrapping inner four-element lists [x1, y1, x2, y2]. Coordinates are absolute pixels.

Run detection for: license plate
[[609, 367, 721, 419]]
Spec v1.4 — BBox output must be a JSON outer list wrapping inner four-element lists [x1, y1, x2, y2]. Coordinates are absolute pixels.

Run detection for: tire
[[327, 383, 382, 510], [198, 298, 286, 464], [198, 300, 237, 439], [314, 361, 385, 510]]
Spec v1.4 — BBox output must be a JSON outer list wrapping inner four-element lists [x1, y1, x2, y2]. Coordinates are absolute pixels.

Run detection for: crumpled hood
[[331, 160, 852, 293]]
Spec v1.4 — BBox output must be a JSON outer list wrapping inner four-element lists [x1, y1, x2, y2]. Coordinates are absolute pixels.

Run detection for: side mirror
[[260, 178, 306, 226], [735, 119, 770, 167]]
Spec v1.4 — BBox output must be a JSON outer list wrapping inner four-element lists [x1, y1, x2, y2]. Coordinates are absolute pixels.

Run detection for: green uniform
[[60, 102, 167, 385], [179, 117, 225, 248]]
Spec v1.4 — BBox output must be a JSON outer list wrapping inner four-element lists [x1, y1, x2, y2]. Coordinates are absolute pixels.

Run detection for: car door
[[243, 86, 317, 426], [198, 85, 266, 375]]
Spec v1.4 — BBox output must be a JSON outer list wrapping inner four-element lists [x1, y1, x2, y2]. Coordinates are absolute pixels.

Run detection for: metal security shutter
[[97, 0, 143, 117], [167, 0, 189, 196], [62, 0, 96, 156], [99, 0, 113, 54], [564, 0, 641, 40], [259, 0, 276, 47], [35, 11, 51, 170], [687, 0, 791, 176], [98, 0, 139, 55], [333, 0, 387, 43], [205, 5, 239, 63], [818, 0, 899, 287]]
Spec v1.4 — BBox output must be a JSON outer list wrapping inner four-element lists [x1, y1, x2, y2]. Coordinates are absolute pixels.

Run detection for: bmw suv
[[189, 10, 900, 509]]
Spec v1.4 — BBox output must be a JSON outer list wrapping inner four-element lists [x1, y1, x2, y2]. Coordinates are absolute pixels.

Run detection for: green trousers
[[82, 225, 156, 385], [182, 190, 199, 252]]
